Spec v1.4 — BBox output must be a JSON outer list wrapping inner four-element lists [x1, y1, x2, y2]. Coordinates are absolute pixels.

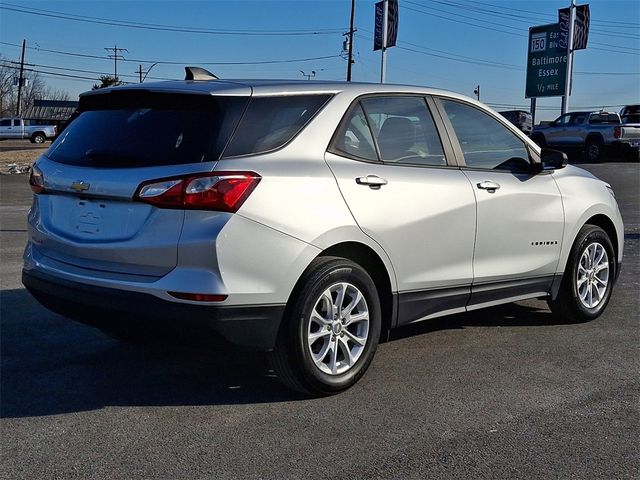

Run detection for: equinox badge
[[71, 181, 90, 193]]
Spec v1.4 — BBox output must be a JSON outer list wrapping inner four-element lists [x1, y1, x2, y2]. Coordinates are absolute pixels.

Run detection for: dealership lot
[[1, 161, 638, 479]]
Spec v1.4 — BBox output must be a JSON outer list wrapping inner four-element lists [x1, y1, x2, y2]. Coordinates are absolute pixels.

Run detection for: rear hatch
[[31, 88, 249, 278]]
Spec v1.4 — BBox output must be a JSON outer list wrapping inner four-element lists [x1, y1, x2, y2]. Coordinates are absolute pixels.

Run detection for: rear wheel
[[270, 257, 381, 396], [548, 225, 615, 323], [584, 137, 604, 163], [31, 132, 46, 144]]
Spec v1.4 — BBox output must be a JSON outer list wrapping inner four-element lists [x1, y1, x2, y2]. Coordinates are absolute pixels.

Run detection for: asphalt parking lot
[[1, 161, 638, 479]]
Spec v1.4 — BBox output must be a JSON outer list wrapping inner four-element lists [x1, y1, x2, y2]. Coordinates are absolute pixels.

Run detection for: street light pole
[[380, 0, 388, 83], [561, 0, 576, 115]]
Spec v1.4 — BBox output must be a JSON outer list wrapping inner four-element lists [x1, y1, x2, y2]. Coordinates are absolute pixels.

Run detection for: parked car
[[498, 110, 533, 135], [530, 111, 640, 162], [23, 71, 624, 395], [0, 117, 57, 143]]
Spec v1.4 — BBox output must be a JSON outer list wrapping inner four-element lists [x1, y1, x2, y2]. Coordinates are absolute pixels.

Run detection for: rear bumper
[[610, 140, 640, 157], [22, 269, 285, 351]]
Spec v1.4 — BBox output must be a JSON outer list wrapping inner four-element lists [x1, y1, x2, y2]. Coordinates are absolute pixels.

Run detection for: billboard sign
[[525, 23, 567, 98]]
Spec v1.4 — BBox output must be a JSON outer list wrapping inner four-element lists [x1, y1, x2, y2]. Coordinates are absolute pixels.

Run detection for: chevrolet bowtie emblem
[[71, 181, 90, 193]]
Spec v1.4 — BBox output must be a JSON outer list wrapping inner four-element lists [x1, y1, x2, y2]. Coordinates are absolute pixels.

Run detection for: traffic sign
[[525, 23, 567, 98]]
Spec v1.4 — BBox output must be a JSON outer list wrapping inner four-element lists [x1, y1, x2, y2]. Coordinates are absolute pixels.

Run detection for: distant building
[[23, 99, 79, 130]]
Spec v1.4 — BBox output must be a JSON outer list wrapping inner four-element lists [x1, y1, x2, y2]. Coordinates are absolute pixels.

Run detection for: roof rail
[[184, 66, 218, 81]]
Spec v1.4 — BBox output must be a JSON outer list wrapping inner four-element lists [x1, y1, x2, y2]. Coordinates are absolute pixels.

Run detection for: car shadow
[[1, 287, 571, 418], [389, 301, 562, 342]]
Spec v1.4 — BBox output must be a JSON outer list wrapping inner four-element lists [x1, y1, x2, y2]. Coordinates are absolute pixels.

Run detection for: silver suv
[[23, 71, 624, 395]]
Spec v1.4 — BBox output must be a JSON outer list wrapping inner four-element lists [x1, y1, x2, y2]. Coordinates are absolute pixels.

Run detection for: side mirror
[[532, 148, 568, 173]]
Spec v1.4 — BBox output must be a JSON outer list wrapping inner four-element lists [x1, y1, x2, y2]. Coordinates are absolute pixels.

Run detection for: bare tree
[[42, 86, 71, 102], [0, 59, 16, 116], [0, 56, 72, 116]]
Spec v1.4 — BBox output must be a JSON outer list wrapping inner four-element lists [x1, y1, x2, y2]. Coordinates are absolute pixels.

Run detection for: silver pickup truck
[[531, 111, 640, 162], [0, 117, 57, 143]]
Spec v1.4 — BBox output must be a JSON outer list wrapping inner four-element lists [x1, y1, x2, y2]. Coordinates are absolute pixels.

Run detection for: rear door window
[[46, 92, 248, 167], [330, 103, 378, 162], [362, 96, 446, 166], [222, 95, 331, 157]]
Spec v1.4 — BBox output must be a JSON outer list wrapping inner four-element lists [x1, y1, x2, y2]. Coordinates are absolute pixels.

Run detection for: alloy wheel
[[576, 242, 609, 309], [306, 282, 369, 375]]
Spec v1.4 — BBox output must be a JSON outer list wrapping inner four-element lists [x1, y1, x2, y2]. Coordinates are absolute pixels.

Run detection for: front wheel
[[548, 225, 616, 323], [270, 257, 381, 396]]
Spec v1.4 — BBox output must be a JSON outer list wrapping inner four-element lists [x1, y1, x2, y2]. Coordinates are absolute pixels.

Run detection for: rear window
[[588, 113, 620, 124], [47, 91, 248, 167], [222, 94, 332, 158]]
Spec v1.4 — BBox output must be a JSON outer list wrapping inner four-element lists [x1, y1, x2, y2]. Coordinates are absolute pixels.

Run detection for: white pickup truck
[[0, 117, 57, 143]]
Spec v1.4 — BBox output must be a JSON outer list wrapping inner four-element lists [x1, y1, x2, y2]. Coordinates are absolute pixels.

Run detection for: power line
[[0, 41, 343, 66], [356, 32, 637, 76], [358, 28, 522, 69], [0, 3, 346, 36], [1, 62, 133, 83], [1, 60, 176, 82], [403, 1, 640, 43], [401, 4, 522, 37], [462, 0, 640, 28], [486, 101, 629, 111]]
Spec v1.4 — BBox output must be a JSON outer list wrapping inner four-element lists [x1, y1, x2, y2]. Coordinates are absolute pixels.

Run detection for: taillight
[[613, 126, 621, 139], [134, 171, 261, 212], [29, 164, 45, 193]]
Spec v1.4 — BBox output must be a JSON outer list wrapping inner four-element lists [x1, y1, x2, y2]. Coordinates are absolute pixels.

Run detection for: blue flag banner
[[559, 4, 590, 51], [373, 0, 399, 51]]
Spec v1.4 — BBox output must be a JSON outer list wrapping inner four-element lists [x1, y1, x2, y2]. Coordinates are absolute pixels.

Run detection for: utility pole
[[473, 85, 480, 101], [104, 45, 128, 80], [136, 64, 143, 83], [346, 0, 356, 82], [561, 0, 576, 115], [15, 39, 26, 116]]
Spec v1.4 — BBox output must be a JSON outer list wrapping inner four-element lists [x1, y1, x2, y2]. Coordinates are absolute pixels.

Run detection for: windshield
[[47, 91, 248, 167]]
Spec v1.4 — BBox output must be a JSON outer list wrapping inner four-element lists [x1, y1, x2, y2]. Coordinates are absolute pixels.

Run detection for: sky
[[0, 0, 638, 121]]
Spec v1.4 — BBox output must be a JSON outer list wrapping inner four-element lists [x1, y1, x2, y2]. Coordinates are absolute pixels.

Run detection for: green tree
[[92, 75, 122, 90]]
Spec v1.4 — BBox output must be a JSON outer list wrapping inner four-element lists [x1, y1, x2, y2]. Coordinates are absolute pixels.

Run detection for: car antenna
[[184, 66, 218, 81]]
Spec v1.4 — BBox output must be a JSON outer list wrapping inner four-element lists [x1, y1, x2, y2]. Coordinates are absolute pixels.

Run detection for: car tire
[[548, 225, 616, 323], [270, 256, 381, 396], [31, 133, 46, 144], [584, 137, 604, 163]]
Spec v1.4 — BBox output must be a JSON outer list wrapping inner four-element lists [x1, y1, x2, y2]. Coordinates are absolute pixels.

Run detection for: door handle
[[477, 181, 501, 192], [356, 175, 388, 189]]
